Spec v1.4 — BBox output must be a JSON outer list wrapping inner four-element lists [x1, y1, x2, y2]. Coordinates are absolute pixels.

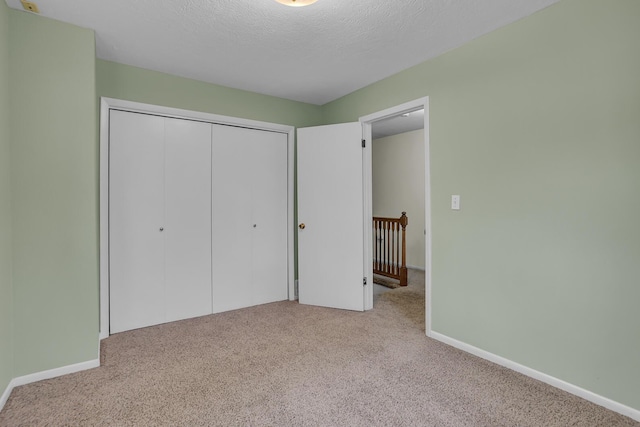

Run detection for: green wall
[[0, 0, 14, 396], [97, 60, 323, 128], [323, 0, 640, 410], [9, 11, 98, 376]]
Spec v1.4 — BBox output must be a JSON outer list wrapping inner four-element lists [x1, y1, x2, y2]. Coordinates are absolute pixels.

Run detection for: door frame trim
[[359, 97, 432, 335], [99, 97, 296, 339]]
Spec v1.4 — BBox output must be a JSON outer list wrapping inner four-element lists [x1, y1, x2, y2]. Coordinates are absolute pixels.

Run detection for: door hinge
[[363, 277, 367, 286], [362, 139, 366, 148]]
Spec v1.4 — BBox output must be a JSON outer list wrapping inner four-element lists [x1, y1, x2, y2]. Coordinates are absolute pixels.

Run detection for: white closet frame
[[99, 97, 296, 340]]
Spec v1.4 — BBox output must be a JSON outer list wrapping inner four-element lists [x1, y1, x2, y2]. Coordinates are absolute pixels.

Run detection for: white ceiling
[[372, 109, 424, 139], [5, 0, 560, 105]]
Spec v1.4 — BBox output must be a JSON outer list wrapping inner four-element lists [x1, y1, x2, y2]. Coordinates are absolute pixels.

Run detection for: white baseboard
[[0, 358, 100, 412], [0, 378, 12, 413], [430, 331, 640, 422]]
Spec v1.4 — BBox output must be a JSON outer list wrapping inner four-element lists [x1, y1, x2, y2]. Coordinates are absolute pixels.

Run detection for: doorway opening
[[360, 97, 432, 335], [371, 110, 426, 304]]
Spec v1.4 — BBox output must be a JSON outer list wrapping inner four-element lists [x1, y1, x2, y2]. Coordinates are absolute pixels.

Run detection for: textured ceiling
[[5, 0, 560, 105]]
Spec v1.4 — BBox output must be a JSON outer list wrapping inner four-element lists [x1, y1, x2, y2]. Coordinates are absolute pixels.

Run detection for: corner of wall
[[8, 6, 99, 379], [0, 0, 15, 407]]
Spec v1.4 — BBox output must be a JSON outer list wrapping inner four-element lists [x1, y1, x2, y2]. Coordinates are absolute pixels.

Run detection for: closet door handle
[[299, 223, 305, 230], [159, 227, 164, 232]]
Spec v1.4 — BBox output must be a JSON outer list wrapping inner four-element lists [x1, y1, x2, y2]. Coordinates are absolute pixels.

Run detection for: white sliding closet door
[[110, 111, 166, 333], [211, 125, 288, 313], [250, 132, 288, 306], [110, 111, 212, 333], [164, 118, 212, 322]]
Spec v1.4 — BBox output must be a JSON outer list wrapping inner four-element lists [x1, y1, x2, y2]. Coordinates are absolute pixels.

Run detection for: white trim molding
[[359, 97, 431, 323], [0, 380, 12, 412], [0, 359, 100, 412], [430, 331, 640, 422], [99, 97, 296, 339]]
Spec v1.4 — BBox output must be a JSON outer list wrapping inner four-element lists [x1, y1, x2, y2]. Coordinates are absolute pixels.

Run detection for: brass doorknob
[[299, 223, 306, 230]]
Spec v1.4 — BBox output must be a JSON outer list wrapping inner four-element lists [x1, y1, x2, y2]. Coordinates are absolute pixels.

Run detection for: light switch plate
[[451, 195, 460, 210]]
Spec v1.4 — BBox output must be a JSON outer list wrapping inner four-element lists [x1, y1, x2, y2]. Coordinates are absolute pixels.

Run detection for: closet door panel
[[250, 131, 288, 306], [164, 118, 213, 322], [211, 125, 253, 312], [109, 111, 166, 334]]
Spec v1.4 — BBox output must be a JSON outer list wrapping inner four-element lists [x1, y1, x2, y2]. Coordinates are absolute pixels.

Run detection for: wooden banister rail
[[373, 212, 408, 286]]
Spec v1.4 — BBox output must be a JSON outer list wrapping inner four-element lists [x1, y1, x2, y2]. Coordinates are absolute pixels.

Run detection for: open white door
[[297, 122, 365, 311]]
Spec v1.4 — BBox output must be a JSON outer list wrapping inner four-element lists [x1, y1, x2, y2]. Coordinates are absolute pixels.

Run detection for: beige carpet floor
[[1, 269, 637, 426]]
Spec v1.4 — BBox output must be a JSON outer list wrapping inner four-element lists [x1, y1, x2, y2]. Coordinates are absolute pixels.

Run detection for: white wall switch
[[451, 195, 460, 210]]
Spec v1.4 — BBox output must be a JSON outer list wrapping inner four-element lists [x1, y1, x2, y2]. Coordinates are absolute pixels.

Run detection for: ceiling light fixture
[[275, 0, 318, 7]]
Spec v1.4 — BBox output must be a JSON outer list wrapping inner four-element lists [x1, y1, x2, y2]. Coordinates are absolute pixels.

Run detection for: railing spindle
[[395, 222, 400, 276], [376, 220, 380, 271], [373, 220, 376, 271], [386, 221, 390, 274], [374, 220, 378, 271], [391, 224, 395, 276]]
